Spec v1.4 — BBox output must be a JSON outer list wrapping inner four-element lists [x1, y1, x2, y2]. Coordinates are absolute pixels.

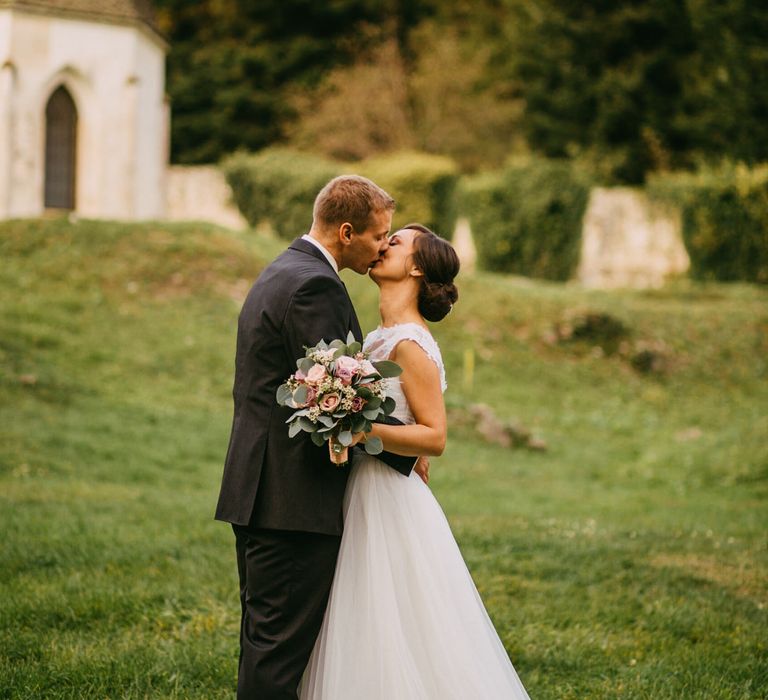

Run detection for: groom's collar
[[289, 236, 339, 276], [301, 234, 339, 274]]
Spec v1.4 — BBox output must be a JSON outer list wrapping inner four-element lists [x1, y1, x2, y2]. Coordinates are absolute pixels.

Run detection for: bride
[[300, 224, 531, 699]]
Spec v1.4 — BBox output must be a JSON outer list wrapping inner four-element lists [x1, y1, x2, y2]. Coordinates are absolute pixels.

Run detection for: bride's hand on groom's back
[[414, 456, 430, 485]]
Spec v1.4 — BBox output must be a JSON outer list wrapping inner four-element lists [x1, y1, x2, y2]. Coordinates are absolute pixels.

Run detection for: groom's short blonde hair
[[313, 175, 395, 234]]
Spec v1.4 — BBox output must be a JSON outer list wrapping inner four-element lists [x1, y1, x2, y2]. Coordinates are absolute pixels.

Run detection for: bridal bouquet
[[277, 332, 402, 465]]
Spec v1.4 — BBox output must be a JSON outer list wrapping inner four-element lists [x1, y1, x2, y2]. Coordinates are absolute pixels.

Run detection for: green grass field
[[1, 218, 766, 699]]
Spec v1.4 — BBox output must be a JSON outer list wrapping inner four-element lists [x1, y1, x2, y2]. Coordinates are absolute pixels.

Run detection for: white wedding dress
[[300, 323, 531, 699]]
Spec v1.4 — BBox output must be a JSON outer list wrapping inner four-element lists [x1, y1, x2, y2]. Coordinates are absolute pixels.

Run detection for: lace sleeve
[[389, 323, 447, 392]]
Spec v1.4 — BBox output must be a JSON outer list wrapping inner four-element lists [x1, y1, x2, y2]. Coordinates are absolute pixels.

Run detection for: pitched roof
[[0, 0, 164, 42]]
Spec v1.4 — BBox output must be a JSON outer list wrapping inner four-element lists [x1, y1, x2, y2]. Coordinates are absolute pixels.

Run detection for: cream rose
[[319, 392, 341, 412]]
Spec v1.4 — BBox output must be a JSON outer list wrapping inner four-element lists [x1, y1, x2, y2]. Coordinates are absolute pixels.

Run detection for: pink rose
[[351, 396, 366, 412], [294, 369, 306, 381], [305, 363, 327, 384], [319, 392, 341, 412], [334, 355, 360, 385], [359, 359, 377, 377]]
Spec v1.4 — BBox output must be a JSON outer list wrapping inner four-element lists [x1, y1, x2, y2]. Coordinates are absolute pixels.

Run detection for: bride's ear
[[409, 267, 424, 278]]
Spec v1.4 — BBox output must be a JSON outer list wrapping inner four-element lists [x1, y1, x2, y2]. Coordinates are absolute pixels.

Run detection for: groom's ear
[[339, 222, 354, 244]]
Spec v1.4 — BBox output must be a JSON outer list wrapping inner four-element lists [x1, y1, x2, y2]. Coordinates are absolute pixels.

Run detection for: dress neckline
[[377, 321, 429, 332]]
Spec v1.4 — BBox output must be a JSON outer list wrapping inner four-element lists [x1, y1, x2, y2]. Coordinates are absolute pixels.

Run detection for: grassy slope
[[1, 218, 766, 699]]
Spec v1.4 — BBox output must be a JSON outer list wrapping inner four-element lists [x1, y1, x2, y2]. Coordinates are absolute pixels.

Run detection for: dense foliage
[[223, 148, 459, 241], [648, 164, 768, 283], [462, 158, 592, 280], [221, 148, 339, 239], [358, 152, 460, 237], [154, 0, 436, 164], [155, 1, 768, 184]]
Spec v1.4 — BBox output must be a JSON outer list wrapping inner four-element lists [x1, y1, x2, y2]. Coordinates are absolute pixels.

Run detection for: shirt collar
[[302, 234, 339, 275]]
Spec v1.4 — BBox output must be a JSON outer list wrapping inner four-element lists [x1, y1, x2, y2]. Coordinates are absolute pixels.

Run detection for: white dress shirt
[[302, 234, 339, 275]]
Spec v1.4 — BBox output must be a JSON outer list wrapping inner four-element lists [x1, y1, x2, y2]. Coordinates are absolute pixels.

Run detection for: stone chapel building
[[0, 0, 168, 220]]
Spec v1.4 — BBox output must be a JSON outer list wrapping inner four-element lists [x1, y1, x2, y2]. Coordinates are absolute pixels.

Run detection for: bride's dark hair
[[404, 223, 460, 322]]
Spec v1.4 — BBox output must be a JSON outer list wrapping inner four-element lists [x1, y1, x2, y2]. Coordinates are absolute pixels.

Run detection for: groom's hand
[[414, 456, 430, 485]]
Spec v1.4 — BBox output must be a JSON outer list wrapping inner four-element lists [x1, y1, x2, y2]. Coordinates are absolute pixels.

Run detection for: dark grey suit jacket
[[215, 238, 415, 536]]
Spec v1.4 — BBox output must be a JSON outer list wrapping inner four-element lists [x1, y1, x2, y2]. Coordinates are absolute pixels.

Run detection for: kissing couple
[[215, 175, 530, 699]]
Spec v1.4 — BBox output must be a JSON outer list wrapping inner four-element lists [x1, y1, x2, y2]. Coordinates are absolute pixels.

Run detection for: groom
[[215, 175, 420, 699]]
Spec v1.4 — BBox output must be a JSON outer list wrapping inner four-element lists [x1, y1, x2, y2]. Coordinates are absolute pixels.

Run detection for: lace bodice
[[363, 323, 446, 426]]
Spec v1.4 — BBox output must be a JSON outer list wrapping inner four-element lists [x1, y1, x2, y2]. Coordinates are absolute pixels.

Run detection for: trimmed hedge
[[223, 148, 461, 241], [461, 158, 592, 280], [222, 148, 340, 239], [358, 151, 460, 238], [648, 164, 768, 284]]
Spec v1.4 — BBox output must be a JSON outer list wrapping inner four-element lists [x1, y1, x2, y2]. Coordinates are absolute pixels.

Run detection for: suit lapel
[[349, 303, 363, 344]]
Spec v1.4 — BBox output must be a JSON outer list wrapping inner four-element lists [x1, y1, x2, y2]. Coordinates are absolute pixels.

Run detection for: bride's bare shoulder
[[391, 338, 441, 386]]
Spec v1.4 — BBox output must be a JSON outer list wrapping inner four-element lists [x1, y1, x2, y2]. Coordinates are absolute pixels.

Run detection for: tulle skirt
[[299, 454, 531, 699]]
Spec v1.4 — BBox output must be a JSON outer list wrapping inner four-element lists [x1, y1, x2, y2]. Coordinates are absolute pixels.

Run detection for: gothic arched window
[[44, 86, 77, 210]]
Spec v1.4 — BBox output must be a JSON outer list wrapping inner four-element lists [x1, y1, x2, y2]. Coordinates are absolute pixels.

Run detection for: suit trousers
[[233, 525, 341, 700]]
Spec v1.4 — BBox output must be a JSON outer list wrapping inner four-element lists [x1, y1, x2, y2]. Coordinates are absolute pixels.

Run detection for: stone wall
[[576, 187, 689, 289], [457, 186, 690, 288], [452, 217, 477, 274], [165, 165, 247, 230]]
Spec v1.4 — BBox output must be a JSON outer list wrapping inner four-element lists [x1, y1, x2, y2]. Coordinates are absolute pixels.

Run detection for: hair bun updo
[[406, 223, 460, 323], [418, 280, 459, 323]]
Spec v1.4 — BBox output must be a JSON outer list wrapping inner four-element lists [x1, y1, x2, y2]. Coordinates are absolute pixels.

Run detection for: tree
[[154, 0, 392, 163], [512, 0, 768, 183], [288, 18, 524, 171], [287, 37, 415, 162], [513, 0, 695, 183]]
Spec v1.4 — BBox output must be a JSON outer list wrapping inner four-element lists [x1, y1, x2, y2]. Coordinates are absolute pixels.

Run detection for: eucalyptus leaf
[[365, 396, 382, 410], [317, 415, 335, 428], [372, 360, 403, 378], [298, 416, 316, 432], [286, 408, 309, 423], [276, 384, 293, 406], [293, 384, 309, 406], [337, 430, 353, 447], [362, 408, 380, 420], [382, 396, 396, 414], [347, 341, 361, 355], [364, 436, 383, 455], [346, 330, 355, 345], [310, 431, 326, 447], [351, 414, 367, 433], [288, 421, 302, 438], [299, 357, 315, 374], [357, 386, 374, 399]]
